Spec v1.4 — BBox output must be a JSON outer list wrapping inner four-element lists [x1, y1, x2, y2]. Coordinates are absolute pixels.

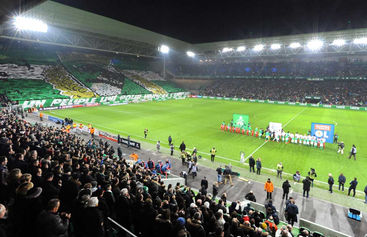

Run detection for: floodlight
[[236, 46, 246, 52], [158, 45, 170, 54], [331, 39, 346, 46], [289, 42, 301, 49], [307, 39, 323, 50], [222, 47, 233, 53], [270, 43, 281, 50], [353, 37, 367, 45], [13, 16, 48, 33], [253, 44, 264, 51], [186, 51, 195, 57]]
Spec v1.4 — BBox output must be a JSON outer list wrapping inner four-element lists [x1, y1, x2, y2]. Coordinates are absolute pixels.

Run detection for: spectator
[[256, 158, 262, 175], [36, 198, 70, 237], [212, 182, 219, 200], [328, 173, 334, 193], [179, 141, 186, 152], [223, 165, 233, 186], [302, 176, 311, 198], [201, 176, 208, 190], [285, 199, 299, 226], [338, 173, 346, 192], [264, 178, 274, 200], [215, 165, 222, 184], [0, 204, 7, 237], [245, 190, 256, 202], [348, 177, 358, 197], [249, 156, 255, 173], [364, 185, 367, 204], [282, 180, 291, 199]]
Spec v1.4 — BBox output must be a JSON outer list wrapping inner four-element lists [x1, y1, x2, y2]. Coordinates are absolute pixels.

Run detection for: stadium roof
[[3, 0, 367, 58]]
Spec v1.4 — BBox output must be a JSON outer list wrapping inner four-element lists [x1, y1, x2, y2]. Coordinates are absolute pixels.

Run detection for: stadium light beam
[[253, 44, 264, 52], [331, 39, 346, 46], [186, 51, 195, 57], [307, 39, 323, 51], [158, 45, 170, 54], [222, 47, 234, 53], [236, 46, 246, 52], [289, 42, 301, 49], [270, 43, 281, 50], [13, 16, 48, 33], [353, 37, 367, 45]]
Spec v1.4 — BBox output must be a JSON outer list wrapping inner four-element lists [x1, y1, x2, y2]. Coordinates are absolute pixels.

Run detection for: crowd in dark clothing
[[199, 78, 367, 106], [0, 108, 304, 237]]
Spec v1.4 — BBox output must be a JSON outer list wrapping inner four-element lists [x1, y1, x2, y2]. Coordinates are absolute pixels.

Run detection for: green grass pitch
[[46, 98, 367, 190]]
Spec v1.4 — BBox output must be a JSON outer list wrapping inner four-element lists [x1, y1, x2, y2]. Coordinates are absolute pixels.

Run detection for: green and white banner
[[21, 92, 190, 109]]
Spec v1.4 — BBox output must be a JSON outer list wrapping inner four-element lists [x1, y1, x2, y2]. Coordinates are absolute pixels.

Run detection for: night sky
[[55, 0, 367, 44]]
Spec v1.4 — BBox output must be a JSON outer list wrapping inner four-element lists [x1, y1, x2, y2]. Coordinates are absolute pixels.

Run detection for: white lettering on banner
[[311, 104, 318, 107], [299, 103, 307, 106], [350, 106, 359, 110], [100, 96, 117, 103], [278, 101, 285, 104], [209, 97, 215, 99], [22, 99, 46, 108], [268, 101, 274, 104], [250, 99, 255, 102], [336, 106, 345, 109], [258, 100, 264, 103], [50, 99, 62, 106], [224, 98, 230, 100], [289, 102, 295, 105], [323, 105, 331, 108]]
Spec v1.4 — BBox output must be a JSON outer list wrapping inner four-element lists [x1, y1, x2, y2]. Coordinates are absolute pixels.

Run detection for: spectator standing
[[179, 141, 186, 152], [348, 177, 358, 197], [282, 180, 291, 199], [191, 163, 198, 179], [117, 134, 120, 144], [338, 173, 346, 191], [264, 178, 274, 200], [36, 198, 70, 237], [256, 158, 262, 175], [127, 135, 130, 148], [216, 165, 223, 184], [223, 165, 233, 186], [349, 145, 357, 160], [170, 143, 174, 156], [364, 185, 367, 204], [212, 182, 219, 200], [168, 135, 172, 145], [200, 176, 208, 190], [328, 173, 334, 193], [277, 162, 283, 179], [302, 176, 311, 198], [249, 156, 255, 173], [285, 199, 299, 226]]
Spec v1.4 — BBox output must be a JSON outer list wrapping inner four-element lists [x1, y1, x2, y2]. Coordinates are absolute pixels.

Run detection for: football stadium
[[0, 0, 366, 236]]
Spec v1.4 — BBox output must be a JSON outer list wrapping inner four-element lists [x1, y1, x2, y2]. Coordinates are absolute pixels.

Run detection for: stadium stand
[[198, 78, 367, 106], [0, 79, 67, 102], [122, 70, 167, 94], [152, 80, 185, 93], [172, 59, 367, 79], [120, 78, 151, 95], [44, 66, 96, 98]]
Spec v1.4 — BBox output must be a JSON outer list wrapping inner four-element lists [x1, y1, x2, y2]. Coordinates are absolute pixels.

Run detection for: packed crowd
[[0, 108, 320, 237], [199, 78, 367, 106], [172, 60, 367, 79]]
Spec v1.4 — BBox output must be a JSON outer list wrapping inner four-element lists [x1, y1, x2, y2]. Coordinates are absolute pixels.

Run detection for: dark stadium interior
[[0, 1, 367, 237]]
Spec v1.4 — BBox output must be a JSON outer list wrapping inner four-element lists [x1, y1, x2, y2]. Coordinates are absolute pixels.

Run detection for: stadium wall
[[20, 92, 189, 109], [190, 95, 367, 111]]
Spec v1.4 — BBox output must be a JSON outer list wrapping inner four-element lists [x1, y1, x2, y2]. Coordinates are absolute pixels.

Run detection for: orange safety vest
[[40, 113, 43, 118], [73, 123, 77, 128], [90, 128, 95, 134], [79, 123, 83, 129]]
